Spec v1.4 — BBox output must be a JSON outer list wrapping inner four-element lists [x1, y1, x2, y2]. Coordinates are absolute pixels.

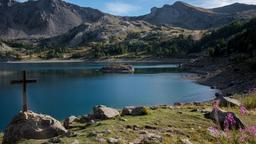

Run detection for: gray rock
[[204, 108, 245, 130], [63, 116, 78, 129], [215, 96, 241, 107], [180, 138, 193, 144], [95, 137, 107, 143], [3, 111, 67, 144], [107, 137, 120, 144], [121, 106, 135, 115], [174, 102, 182, 106], [93, 105, 120, 120], [141, 133, 163, 143], [121, 106, 148, 116]]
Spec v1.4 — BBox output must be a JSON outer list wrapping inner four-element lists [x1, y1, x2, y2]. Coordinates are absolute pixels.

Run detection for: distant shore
[[3, 58, 191, 64]]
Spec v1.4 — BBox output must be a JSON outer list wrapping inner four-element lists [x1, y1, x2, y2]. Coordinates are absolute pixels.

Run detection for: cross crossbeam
[[10, 71, 37, 112]]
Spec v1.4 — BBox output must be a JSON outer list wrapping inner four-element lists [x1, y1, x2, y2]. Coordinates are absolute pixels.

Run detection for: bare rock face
[[0, 0, 105, 39], [93, 105, 120, 120], [136, 1, 256, 29], [3, 111, 67, 143]]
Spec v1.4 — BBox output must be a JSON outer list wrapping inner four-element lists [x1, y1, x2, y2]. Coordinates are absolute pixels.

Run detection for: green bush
[[242, 93, 256, 109]]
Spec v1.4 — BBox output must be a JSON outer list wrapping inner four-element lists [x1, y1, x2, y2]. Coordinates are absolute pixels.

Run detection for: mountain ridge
[[135, 1, 256, 29], [0, 0, 256, 40]]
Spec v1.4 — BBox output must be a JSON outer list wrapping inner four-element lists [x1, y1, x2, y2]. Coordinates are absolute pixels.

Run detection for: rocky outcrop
[[204, 108, 245, 130], [0, 0, 105, 39], [3, 111, 67, 143], [93, 105, 120, 120], [63, 116, 78, 129], [100, 64, 134, 73], [215, 96, 241, 107], [121, 106, 148, 116], [135, 1, 256, 29]]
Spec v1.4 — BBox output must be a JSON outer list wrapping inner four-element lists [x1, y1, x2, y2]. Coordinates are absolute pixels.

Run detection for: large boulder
[[215, 96, 241, 107], [100, 64, 134, 73], [93, 105, 120, 120], [3, 111, 67, 144], [121, 106, 148, 116], [63, 116, 78, 129], [204, 108, 245, 130]]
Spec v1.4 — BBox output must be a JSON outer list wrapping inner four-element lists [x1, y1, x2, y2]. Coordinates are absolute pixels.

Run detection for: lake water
[[0, 62, 216, 131]]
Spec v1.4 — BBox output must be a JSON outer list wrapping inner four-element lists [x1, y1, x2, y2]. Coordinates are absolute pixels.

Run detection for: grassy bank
[[1, 101, 255, 144]]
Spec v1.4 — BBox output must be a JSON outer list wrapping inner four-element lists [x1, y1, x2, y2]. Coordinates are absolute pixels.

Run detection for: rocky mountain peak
[[172, 1, 191, 7], [35, 0, 66, 10]]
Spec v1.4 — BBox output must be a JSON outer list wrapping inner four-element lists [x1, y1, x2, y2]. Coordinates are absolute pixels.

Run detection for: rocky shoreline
[[181, 57, 256, 95]]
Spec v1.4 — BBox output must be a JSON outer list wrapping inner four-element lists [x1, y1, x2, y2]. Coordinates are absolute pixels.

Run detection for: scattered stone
[[121, 106, 135, 115], [88, 119, 96, 125], [150, 106, 158, 110], [141, 133, 163, 143], [65, 131, 77, 137], [95, 137, 107, 143], [139, 130, 148, 134], [119, 117, 128, 121], [126, 125, 140, 131], [107, 137, 120, 144], [174, 102, 182, 106], [180, 138, 193, 144], [144, 125, 158, 130], [48, 137, 61, 143], [63, 116, 78, 129], [3, 111, 67, 144], [71, 139, 80, 144], [93, 105, 120, 120], [103, 129, 112, 134], [159, 105, 168, 109], [204, 108, 245, 130], [193, 102, 201, 106]]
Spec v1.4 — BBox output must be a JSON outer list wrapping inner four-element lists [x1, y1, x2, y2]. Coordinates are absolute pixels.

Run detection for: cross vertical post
[[11, 70, 37, 112], [22, 71, 28, 112]]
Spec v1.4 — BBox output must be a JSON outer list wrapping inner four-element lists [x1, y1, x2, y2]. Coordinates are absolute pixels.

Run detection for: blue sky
[[20, 0, 256, 16]]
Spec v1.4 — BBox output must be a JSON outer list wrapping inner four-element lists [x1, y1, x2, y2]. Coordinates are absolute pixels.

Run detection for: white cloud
[[104, 2, 140, 15], [192, 0, 256, 8]]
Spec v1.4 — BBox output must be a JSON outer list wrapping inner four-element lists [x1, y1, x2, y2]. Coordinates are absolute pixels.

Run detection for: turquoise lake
[[0, 62, 216, 130]]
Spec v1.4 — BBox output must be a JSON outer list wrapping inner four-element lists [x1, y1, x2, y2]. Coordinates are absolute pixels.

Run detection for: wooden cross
[[11, 71, 37, 112]]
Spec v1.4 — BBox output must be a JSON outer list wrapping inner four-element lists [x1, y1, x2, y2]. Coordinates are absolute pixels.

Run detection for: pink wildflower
[[212, 100, 220, 109], [240, 105, 248, 115], [246, 126, 256, 136], [208, 127, 221, 137], [224, 113, 236, 131]]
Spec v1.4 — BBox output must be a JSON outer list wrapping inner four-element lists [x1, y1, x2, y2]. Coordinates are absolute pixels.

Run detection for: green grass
[[241, 92, 256, 110], [1, 104, 255, 144], [0, 133, 3, 143]]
